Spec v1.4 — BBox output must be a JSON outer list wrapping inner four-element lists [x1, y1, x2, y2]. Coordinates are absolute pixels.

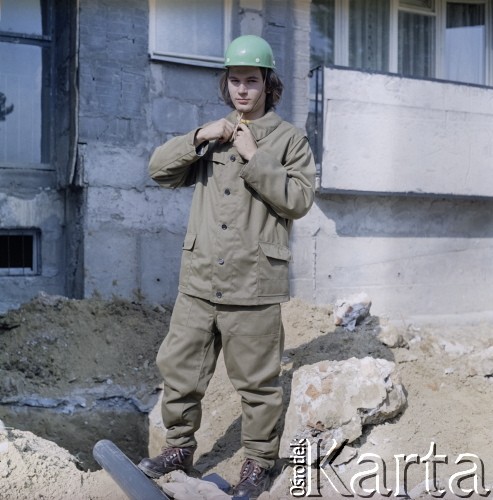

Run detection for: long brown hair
[[219, 68, 284, 112]]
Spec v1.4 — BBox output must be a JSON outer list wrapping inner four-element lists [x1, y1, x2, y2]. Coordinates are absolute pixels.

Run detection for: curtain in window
[[398, 11, 435, 78], [349, 0, 390, 72], [445, 2, 485, 85]]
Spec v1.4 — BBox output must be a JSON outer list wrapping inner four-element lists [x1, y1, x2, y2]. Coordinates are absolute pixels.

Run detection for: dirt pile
[[0, 292, 168, 470]]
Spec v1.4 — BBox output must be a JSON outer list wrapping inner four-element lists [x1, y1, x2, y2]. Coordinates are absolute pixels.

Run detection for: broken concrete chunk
[[465, 345, 493, 377], [279, 356, 406, 463], [334, 292, 371, 331], [377, 324, 409, 348]]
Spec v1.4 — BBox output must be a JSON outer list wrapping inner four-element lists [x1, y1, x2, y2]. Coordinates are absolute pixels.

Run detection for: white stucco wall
[[321, 68, 493, 197]]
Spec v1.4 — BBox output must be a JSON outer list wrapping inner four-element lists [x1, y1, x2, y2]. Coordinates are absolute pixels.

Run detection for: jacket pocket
[[179, 233, 196, 285], [211, 149, 245, 166], [258, 241, 292, 297]]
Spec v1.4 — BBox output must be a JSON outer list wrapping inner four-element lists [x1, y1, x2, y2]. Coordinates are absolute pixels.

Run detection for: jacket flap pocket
[[211, 150, 228, 165], [259, 241, 292, 262], [211, 149, 245, 165], [182, 233, 197, 250]]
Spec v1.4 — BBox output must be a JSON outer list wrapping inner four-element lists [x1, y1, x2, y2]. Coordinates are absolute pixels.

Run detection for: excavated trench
[[0, 398, 152, 470], [0, 294, 169, 471]]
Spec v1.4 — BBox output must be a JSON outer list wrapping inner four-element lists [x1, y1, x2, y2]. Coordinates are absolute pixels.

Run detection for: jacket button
[[229, 155, 236, 162], [218, 258, 225, 265], [221, 224, 227, 230], [216, 291, 222, 298], [224, 188, 231, 195]]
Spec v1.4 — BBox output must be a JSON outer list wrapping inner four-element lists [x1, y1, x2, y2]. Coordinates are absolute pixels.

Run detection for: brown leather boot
[[137, 446, 195, 479], [232, 459, 271, 499]]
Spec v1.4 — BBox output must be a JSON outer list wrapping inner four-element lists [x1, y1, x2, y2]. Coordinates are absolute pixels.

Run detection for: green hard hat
[[224, 35, 275, 69]]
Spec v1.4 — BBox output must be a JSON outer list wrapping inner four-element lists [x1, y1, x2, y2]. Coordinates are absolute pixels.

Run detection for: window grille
[[0, 229, 40, 276]]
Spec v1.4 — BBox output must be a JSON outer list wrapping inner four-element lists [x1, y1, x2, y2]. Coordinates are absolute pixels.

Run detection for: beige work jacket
[[149, 111, 316, 305]]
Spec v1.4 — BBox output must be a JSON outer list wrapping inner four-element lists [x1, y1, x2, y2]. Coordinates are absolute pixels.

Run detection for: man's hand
[[234, 123, 257, 162], [194, 119, 235, 146]]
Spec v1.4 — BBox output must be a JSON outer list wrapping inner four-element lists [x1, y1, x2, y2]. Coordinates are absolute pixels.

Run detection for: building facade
[[1, 0, 492, 319]]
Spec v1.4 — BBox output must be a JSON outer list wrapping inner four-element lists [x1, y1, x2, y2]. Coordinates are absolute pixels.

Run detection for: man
[[138, 35, 315, 498]]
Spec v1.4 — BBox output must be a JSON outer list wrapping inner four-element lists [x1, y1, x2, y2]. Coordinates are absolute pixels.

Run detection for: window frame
[[0, 228, 41, 276], [437, 0, 491, 83], [325, 0, 493, 86], [0, 0, 54, 169], [148, 0, 232, 68]]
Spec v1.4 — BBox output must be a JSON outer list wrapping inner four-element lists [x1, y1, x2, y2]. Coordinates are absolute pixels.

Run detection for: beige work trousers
[[156, 292, 285, 469]]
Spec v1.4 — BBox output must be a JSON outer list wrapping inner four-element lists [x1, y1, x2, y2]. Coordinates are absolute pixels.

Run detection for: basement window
[[0, 229, 40, 276]]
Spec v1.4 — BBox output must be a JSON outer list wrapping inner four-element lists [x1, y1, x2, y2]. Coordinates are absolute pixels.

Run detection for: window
[[310, 0, 492, 86], [444, 1, 486, 84], [311, 0, 335, 68], [149, 0, 232, 68], [0, 0, 53, 166], [398, 1, 436, 78], [310, 0, 391, 72], [398, 0, 488, 83], [349, 0, 390, 72], [0, 229, 40, 276]]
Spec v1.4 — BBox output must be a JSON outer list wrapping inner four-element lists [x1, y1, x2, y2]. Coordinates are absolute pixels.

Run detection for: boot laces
[[160, 447, 188, 465], [240, 459, 262, 483]]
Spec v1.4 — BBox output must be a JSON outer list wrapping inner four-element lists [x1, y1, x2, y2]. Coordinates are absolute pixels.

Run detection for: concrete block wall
[[291, 195, 493, 318], [78, 0, 154, 301], [0, 183, 66, 312], [263, 0, 312, 128]]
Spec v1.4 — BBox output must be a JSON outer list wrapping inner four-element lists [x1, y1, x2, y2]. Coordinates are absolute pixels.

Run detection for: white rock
[[465, 346, 493, 377], [334, 292, 372, 331], [378, 325, 409, 348], [279, 357, 406, 462]]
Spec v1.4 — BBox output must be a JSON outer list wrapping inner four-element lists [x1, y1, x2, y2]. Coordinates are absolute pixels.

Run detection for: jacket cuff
[[239, 150, 270, 183], [191, 128, 209, 156]]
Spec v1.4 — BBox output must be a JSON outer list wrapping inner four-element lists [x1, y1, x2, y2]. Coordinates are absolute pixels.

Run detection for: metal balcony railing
[[307, 65, 324, 185]]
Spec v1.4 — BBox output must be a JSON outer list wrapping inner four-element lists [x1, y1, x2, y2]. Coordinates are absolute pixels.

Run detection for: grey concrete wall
[[264, 0, 312, 129], [290, 194, 493, 318], [0, 177, 66, 312], [0, 3, 78, 313], [77, 0, 304, 306], [78, 0, 162, 302]]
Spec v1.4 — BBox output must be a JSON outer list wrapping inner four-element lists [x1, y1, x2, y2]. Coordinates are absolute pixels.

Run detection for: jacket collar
[[227, 110, 283, 142]]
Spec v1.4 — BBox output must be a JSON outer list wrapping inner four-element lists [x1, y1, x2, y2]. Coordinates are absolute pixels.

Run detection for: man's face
[[227, 66, 267, 120]]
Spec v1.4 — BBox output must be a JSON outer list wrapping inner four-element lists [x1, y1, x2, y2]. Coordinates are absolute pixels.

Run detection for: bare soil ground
[[1, 294, 492, 499]]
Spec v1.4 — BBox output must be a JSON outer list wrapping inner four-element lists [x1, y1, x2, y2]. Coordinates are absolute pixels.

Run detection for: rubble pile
[[1, 293, 493, 499]]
